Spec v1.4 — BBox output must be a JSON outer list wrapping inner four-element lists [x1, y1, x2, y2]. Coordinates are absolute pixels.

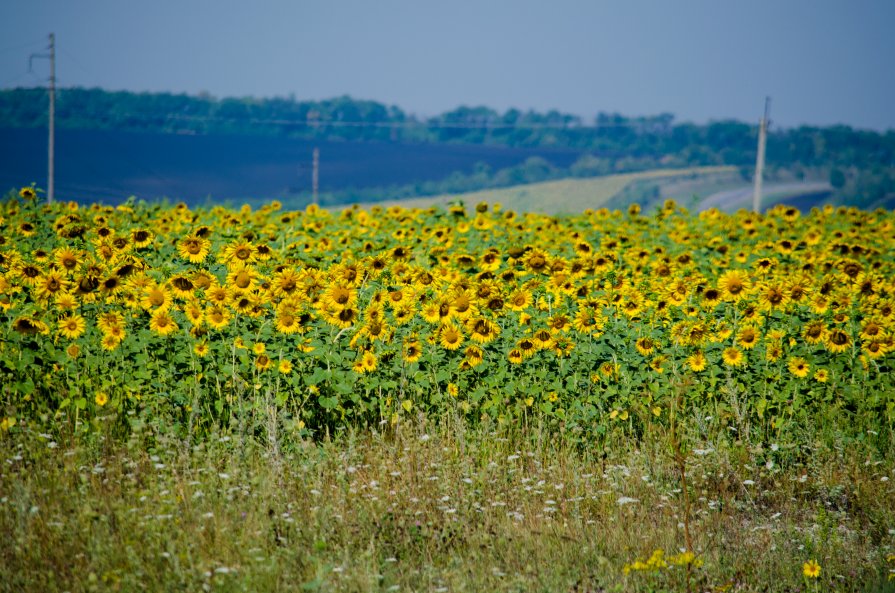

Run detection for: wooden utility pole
[[30, 33, 55, 204], [312, 147, 319, 205], [752, 96, 770, 213]]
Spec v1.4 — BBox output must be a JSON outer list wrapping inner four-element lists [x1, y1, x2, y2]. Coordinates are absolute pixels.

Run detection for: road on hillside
[[699, 181, 832, 211]]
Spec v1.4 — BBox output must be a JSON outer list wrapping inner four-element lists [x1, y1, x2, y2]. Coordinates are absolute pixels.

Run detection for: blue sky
[[2, 0, 893, 130]]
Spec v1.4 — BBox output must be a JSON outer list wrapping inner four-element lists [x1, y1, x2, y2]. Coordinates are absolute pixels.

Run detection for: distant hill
[[354, 167, 841, 214], [2, 87, 892, 207]]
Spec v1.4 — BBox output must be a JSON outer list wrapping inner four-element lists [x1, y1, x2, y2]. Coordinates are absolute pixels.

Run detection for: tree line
[[2, 87, 892, 207]]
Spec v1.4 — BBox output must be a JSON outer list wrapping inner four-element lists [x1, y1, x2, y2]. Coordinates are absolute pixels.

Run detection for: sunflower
[[255, 354, 272, 371], [34, 272, 68, 300], [450, 291, 476, 319], [463, 345, 484, 367], [66, 343, 81, 358], [802, 560, 821, 579], [403, 339, 423, 363], [332, 262, 363, 287], [786, 277, 811, 303], [635, 337, 656, 357], [205, 283, 230, 305], [863, 340, 888, 359], [387, 288, 408, 308], [99, 275, 123, 296], [12, 316, 48, 335], [393, 304, 415, 326], [439, 323, 464, 350], [168, 275, 196, 298], [141, 283, 173, 311], [226, 265, 258, 292], [765, 340, 783, 362], [810, 295, 829, 314], [687, 351, 707, 372], [275, 307, 304, 334], [757, 283, 788, 311], [194, 341, 209, 357], [722, 346, 745, 367], [467, 317, 499, 344], [220, 240, 256, 265], [230, 291, 259, 316], [17, 264, 42, 286], [523, 249, 550, 274], [361, 319, 390, 343], [57, 314, 87, 339], [547, 314, 570, 333], [701, 286, 723, 308], [508, 348, 523, 364], [620, 296, 644, 319], [825, 329, 851, 354], [874, 298, 894, 320], [754, 257, 776, 275], [54, 248, 82, 273], [97, 311, 125, 332], [271, 268, 302, 298], [787, 357, 810, 378], [802, 320, 827, 345], [55, 292, 78, 310], [322, 283, 357, 311], [255, 243, 274, 261], [183, 301, 204, 326], [517, 337, 537, 359], [18, 221, 36, 236], [572, 308, 604, 334], [176, 236, 211, 264], [366, 255, 388, 277], [860, 320, 885, 341], [149, 310, 178, 336], [598, 361, 619, 379], [101, 334, 122, 351], [19, 186, 37, 200], [532, 329, 554, 350], [325, 306, 358, 329], [132, 229, 154, 248], [353, 350, 377, 373], [421, 299, 453, 324], [736, 325, 760, 350], [718, 270, 751, 301], [205, 306, 231, 330], [813, 369, 829, 383]]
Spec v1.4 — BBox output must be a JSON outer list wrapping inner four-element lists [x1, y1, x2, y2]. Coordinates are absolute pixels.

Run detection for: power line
[[161, 113, 670, 130], [0, 69, 41, 88], [0, 39, 45, 55]]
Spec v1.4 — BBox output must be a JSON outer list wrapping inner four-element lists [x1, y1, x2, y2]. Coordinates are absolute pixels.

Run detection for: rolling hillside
[[356, 166, 837, 214], [357, 166, 736, 213]]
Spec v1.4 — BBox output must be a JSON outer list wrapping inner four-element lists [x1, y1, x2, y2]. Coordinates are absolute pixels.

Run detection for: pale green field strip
[[356, 166, 738, 213]]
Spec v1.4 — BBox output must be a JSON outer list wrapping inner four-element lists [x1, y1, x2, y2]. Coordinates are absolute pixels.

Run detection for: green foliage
[[2, 88, 892, 206]]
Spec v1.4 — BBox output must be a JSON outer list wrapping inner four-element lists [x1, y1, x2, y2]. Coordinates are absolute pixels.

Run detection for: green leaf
[[319, 395, 339, 409]]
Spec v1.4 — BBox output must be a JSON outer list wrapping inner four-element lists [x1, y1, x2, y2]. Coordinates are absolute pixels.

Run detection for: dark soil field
[[0, 127, 583, 205]]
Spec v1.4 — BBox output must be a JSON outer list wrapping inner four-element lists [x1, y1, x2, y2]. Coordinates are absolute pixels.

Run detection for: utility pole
[[30, 33, 55, 204], [312, 147, 319, 205], [752, 96, 770, 213]]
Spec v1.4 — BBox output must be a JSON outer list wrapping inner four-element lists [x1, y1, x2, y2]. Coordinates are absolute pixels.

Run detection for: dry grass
[[2, 414, 893, 592]]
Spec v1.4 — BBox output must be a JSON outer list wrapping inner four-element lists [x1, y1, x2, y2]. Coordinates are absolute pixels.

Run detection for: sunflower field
[[2, 187, 894, 440]]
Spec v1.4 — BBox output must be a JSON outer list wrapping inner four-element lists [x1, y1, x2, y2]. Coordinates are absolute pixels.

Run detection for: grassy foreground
[[2, 417, 894, 593]]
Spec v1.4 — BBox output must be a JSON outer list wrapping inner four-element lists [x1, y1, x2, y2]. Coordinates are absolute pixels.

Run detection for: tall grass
[[2, 414, 893, 592]]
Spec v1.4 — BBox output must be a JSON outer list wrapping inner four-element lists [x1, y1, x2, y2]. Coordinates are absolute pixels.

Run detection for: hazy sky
[[2, 0, 893, 130]]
